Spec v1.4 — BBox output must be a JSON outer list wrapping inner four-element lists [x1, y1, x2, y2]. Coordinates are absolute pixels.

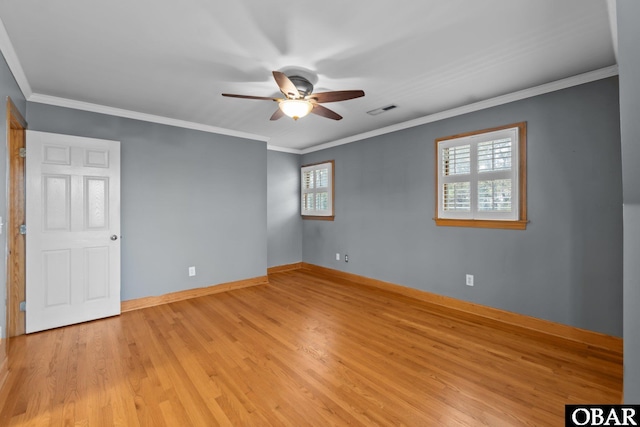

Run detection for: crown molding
[[301, 65, 619, 154], [0, 16, 32, 98], [28, 63, 619, 155], [266, 144, 302, 154], [29, 93, 270, 142]]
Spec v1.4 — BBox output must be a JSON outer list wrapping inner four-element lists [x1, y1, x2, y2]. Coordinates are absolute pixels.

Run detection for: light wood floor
[[0, 270, 622, 426]]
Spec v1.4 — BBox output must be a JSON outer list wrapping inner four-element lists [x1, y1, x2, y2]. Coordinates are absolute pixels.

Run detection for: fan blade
[[272, 71, 301, 99], [308, 90, 365, 103], [222, 93, 280, 101], [311, 104, 343, 120], [270, 107, 285, 121]]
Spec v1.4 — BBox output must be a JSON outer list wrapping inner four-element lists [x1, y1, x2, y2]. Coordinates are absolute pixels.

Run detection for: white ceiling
[[0, 0, 616, 152]]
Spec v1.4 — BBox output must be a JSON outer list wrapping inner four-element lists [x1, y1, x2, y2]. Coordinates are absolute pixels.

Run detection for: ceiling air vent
[[367, 104, 398, 116]]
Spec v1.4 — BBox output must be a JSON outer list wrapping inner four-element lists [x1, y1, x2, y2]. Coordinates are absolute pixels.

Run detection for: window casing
[[435, 122, 527, 229], [301, 160, 334, 220]]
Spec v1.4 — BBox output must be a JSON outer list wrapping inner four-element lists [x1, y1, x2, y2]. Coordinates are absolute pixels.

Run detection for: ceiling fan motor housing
[[287, 75, 314, 97]]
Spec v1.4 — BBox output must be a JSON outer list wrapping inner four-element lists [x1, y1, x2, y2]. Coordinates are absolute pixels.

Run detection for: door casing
[[6, 96, 27, 340]]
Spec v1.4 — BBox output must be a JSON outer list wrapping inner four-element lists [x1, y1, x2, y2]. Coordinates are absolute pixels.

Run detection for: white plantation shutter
[[441, 144, 472, 216], [302, 170, 315, 211], [443, 145, 471, 176], [437, 127, 519, 220], [443, 182, 471, 212], [301, 161, 333, 217], [478, 138, 512, 172]]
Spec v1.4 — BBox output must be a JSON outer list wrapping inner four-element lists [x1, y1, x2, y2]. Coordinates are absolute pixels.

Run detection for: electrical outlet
[[345, 254, 349, 263], [336, 253, 340, 261], [188, 266, 196, 277], [466, 274, 474, 287]]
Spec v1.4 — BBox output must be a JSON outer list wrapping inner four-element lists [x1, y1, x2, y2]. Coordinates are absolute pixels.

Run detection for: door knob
[[110, 235, 118, 241]]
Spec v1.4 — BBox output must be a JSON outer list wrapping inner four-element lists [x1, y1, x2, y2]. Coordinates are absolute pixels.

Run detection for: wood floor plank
[[0, 269, 622, 426]]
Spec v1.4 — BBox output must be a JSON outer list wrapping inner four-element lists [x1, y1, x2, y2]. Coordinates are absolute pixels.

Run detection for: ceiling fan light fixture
[[222, 70, 363, 122], [279, 99, 313, 120]]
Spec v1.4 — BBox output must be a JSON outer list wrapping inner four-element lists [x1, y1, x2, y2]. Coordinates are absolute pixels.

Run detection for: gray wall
[[267, 150, 302, 268], [27, 103, 267, 301], [618, 0, 640, 403], [302, 77, 623, 337], [0, 52, 26, 338]]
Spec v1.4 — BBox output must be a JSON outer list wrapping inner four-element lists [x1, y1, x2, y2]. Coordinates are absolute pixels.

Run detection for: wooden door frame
[[6, 96, 26, 339]]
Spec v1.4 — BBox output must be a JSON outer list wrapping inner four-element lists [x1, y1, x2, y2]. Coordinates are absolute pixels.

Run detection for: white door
[[25, 130, 121, 333]]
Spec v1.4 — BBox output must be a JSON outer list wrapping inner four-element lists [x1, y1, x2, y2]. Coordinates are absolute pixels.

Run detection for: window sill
[[434, 218, 528, 230], [302, 215, 335, 221]]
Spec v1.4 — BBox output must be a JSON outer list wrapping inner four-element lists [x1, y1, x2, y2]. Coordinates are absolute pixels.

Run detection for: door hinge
[[19, 301, 26, 312], [19, 147, 26, 158], [19, 224, 26, 235]]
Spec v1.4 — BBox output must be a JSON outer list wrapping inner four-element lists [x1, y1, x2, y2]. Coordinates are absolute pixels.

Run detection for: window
[[301, 160, 334, 220], [435, 122, 527, 229]]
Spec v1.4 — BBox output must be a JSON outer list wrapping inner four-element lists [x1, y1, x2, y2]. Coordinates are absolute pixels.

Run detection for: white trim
[[266, 144, 302, 154], [27, 63, 619, 153], [302, 65, 619, 154], [0, 16, 32, 98], [29, 93, 270, 142]]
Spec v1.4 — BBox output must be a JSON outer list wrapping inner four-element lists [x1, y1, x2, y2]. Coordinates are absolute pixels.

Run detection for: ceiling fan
[[222, 71, 365, 121]]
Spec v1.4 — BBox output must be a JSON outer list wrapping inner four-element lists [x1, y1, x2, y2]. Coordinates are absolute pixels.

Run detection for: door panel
[[84, 246, 110, 301], [42, 249, 72, 307], [26, 131, 121, 333], [85, 176, 109, 229], [43, 175, 71, 230]]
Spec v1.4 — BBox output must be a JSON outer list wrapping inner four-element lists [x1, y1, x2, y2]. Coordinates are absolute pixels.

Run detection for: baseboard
[[121, 275, 269, 312], [299, 263, 622, 353], [267, 262, 303, 275]]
